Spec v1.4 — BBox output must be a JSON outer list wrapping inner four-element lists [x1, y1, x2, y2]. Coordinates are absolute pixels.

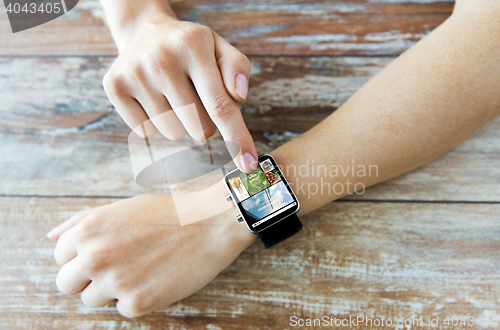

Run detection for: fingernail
[[239, 152, 256, 173], [235, 73, 248, 100]]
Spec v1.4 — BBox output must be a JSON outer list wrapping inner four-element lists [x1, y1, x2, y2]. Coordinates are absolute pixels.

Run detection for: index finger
[[188, 58, 258, 173]]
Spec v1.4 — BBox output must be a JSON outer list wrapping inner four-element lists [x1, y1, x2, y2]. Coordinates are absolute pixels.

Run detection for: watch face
[[224, 154, 300, 233]]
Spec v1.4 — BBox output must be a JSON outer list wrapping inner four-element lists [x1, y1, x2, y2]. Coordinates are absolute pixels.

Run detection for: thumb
[[214, 33, 251, 103]]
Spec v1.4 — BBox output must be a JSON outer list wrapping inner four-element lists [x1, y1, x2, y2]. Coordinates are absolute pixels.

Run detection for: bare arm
[[98, 0, 177, 52], [278, 0, 500, 214], [48, 0, 500, 318]]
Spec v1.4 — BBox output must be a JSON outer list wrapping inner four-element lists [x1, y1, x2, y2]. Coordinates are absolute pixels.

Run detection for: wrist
[[204, 180, 258, 250], [103, 1, 178, 53], [219, 204, 258, 251], [173, 177, 257, 251]]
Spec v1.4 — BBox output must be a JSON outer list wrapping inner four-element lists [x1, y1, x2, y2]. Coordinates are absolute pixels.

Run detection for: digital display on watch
[[224, 154, 299, 233]]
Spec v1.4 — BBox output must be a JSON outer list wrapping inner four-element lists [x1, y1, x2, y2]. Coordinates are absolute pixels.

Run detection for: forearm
[[274, 5, 500, 215], [214, 3, 500, 245], [99, 0, 177, 52]]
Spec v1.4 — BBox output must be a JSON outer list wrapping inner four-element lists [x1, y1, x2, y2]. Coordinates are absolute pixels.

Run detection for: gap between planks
[[0, 54, 399, 59], [0, 194, 498, 204]]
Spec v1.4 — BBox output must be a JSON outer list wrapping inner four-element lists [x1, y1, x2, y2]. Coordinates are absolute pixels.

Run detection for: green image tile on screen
[[240, 166, 270, 196]]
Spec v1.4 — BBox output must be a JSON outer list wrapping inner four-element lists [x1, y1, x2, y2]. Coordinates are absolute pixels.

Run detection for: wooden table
[[2, 0, 500, 329]]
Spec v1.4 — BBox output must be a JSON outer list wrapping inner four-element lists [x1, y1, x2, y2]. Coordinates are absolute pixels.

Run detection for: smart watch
[[224, 154, 302, 248]]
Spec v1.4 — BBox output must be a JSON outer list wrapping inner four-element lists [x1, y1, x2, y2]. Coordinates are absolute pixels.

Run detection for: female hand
[[46, 194, 256, 318], [102, 10, 257, 172]]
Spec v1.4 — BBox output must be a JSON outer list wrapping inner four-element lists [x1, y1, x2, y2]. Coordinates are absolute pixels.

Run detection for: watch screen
[[225, 154, 299, 232]]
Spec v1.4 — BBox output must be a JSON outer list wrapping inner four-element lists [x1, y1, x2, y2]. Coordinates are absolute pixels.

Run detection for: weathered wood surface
[[1, 56, 499, 200], [3, 0, 500, 328], [0, 0, 454, 56], [2, 198, 499, 330]]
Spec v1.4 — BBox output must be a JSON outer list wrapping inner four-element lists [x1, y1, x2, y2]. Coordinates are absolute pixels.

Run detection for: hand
[[102, 11, 258, 172], [46, 194, 256, 318]]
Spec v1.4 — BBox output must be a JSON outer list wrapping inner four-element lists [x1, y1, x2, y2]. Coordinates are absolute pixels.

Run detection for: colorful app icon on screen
[[240, 166, 270, 196], [229, 177, 250, 202]]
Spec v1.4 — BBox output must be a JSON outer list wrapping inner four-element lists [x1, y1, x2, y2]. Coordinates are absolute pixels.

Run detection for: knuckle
[[119, 292, 153, 318], [164, 128, 187, 141], [80, 294, 91, 307], [102, 71, 127, 99], [191, 122, 216, 142], [126, 63, 146, 84], [130, 291, 153, 315], [211, 92, 237, 120], [81, 297, 99, 309], [75, 215, 102, 243], [53, 235, 70, 265], [237, 52, 251, 69], [79, 245, 106, 276], [72, 209, 87, 219], [117, 301, 138, 318], [199, 124, 216, 141], [55, 266, 81, 295], [80, 290, 100, 308], [55, 271, 69, 294], [173, 25, 211, 55]]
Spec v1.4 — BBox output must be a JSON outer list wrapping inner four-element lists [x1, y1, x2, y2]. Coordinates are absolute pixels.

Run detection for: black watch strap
[[258, 214, 302, 248]]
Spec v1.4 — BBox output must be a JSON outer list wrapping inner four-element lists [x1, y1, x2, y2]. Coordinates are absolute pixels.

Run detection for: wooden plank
[[1, 197, 499, 329], [0, 57, 500, 201], [0, 56, 384, 133], [0, 0, 454, 56], [1, 56, 499, 200]]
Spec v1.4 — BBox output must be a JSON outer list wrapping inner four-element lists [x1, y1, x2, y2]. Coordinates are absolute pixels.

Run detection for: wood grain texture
[[1, 197, 499, 329], [0, 0, 454, 56], [2, 1, 498, 328], [1, 56, 499, 200]]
